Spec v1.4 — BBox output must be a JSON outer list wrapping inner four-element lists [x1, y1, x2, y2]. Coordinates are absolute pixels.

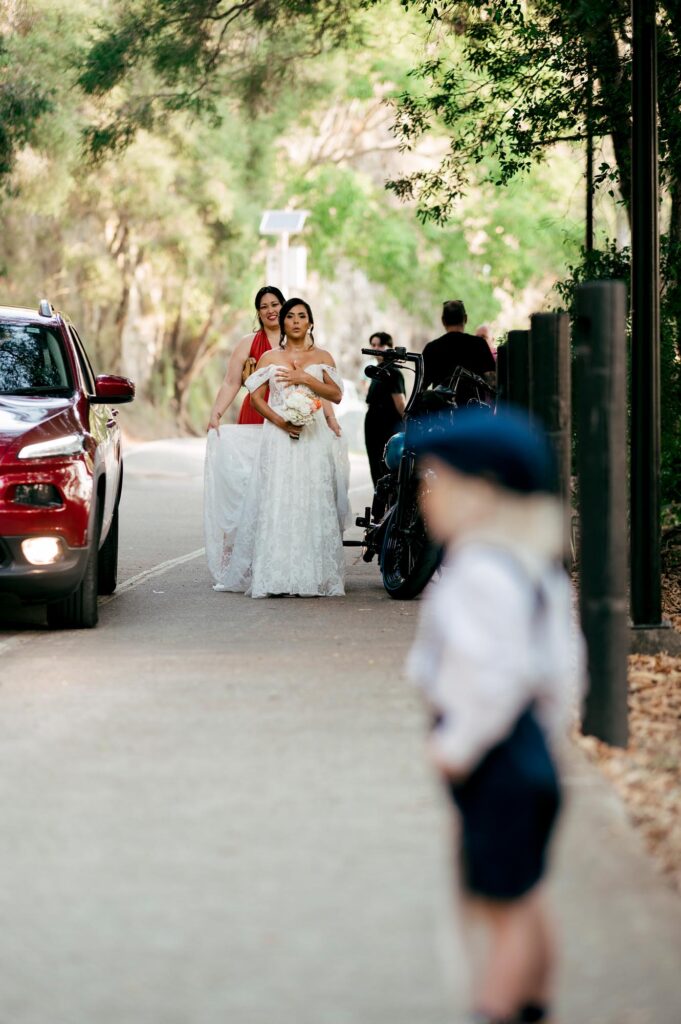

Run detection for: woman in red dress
[[207, 286, 285, 430]]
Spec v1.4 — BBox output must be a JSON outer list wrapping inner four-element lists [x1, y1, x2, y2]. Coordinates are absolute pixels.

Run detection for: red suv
[[0, 301, 134, 627]]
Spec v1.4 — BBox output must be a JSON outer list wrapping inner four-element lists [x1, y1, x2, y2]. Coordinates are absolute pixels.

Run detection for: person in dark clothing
[[422, 300, 496, 394], [364, 332, 406, 486]]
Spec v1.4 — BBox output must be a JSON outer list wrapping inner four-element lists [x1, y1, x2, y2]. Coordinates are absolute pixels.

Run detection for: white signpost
[[260, 209, 310, 294]]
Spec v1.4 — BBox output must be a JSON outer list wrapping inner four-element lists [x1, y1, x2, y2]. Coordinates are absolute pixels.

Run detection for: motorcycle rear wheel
[[380, 505, 441, 600]]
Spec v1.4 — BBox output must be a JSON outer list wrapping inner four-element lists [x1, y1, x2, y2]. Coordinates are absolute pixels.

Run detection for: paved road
[[1, 439, 680, 1024]]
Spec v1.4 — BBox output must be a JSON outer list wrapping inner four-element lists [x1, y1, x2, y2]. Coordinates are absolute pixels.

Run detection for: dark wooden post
[[530, 312, 571, 506], [496, 342, 509, 403], [630, 0, 662, 626], [586, 63, 594, 254], [506, 329, 531, 410], [574, 281, 628, 746]]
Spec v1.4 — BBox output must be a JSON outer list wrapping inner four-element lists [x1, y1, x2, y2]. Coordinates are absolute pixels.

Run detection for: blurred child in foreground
[[407, 408, 585, 1024]]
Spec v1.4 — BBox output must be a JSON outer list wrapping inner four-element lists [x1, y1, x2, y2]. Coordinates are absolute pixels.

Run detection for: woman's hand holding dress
[[207, 408, 222, 432], [206, 333, 256, 432]]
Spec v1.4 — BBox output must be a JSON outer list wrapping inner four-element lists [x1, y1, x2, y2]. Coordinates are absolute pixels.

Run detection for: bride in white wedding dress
[[204, 298, 349, 598]]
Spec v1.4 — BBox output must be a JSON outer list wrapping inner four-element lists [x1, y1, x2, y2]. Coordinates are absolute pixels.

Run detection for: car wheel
[[47, 512, 100, 629], [98, 504, 119, 595]]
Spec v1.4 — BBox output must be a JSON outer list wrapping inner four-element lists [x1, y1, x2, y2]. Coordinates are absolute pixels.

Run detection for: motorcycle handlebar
[[362, 347, 425, 415], [361, 346, 423, 363], [449, 365, 496, 394]]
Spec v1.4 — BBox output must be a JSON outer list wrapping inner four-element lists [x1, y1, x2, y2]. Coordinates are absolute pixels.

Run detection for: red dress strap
[[237, 329, 272, 425]]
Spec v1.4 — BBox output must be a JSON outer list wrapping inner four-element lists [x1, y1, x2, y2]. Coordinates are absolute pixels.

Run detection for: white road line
[[0, 547, 206, 656], [99, 547, 205, 605]]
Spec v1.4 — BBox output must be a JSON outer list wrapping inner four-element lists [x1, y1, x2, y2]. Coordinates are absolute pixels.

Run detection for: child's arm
[[424, 552, 535, 779]]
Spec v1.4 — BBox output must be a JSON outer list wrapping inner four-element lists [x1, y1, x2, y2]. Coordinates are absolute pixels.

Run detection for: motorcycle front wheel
[[380, 504, 441, 600]]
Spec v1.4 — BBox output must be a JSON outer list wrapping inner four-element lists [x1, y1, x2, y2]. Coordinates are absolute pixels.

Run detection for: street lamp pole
[[630, 0, 662, 627], [280, 231, 289, 295], [586, 62, 594, 254]]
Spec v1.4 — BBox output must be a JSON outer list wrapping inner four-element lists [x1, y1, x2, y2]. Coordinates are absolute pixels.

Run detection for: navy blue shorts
[[446, 709, 561, 901]]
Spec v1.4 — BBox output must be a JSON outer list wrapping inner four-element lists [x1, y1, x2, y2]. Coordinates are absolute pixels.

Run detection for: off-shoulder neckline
[[257, 361, 336, 371]]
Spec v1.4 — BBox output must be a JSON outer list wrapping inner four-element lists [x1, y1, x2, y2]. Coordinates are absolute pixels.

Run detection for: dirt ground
[[577, 554, 681, 892]]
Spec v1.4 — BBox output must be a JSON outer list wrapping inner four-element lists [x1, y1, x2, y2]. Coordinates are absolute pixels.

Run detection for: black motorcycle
[[350, 347, 495, 600]]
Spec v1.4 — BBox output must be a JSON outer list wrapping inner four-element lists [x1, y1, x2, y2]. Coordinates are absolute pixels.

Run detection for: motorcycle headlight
[[383, 431, 405, 472], [18, 433, 85, 460]]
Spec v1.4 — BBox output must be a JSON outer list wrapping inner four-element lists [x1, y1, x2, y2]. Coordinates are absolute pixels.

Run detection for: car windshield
[[0, 324, 73, 395]]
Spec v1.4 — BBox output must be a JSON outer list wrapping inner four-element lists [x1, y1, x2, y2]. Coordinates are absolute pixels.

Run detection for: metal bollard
[[530, 312, 571, 505], [496, 342, 509, 403], [630, 0, 662, 627], [506, 329, 531, 410], [574, 281, 628, 747]]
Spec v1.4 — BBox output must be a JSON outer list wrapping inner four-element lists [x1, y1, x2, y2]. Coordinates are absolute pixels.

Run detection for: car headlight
[[18, 434, 85, 460]]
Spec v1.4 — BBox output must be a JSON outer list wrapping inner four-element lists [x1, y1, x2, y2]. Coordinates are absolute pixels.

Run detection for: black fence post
[[496, 342, 509, 403], [506, 329, 531, 410], [530, 312, 571, 506], [631, 0, 662, 627], [574, 281, 628, 747]]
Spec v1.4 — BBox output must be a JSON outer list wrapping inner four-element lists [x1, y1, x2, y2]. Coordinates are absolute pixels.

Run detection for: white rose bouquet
[[282, 386, 322, 438]]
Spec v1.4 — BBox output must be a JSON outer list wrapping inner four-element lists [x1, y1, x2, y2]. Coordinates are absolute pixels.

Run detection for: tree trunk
[[591, 13, 632, 225], [657, 17, 681, 359], [169, 305, 184, 420], [667, 180, 681, 362], [168, 303, 214, 432]]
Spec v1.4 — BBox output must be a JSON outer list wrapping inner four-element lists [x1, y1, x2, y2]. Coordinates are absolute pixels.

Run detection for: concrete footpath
[[0, 438, 679, 1024]]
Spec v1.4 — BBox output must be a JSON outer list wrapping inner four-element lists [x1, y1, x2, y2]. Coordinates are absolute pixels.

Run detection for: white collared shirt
[[407, 542, 585, 774]]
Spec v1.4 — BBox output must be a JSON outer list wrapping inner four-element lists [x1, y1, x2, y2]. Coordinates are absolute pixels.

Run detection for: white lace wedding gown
[[204, 363, 350, 598]]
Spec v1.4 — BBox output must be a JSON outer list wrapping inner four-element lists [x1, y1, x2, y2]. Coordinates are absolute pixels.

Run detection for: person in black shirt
[[422, 300, 496, 392], [364, 332, 406, 485]]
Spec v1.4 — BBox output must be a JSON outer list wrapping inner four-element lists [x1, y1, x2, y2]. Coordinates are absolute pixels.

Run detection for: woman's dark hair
[[254, 285, 285, 328], [369, 331, 393, 348], [279, 297, 314, 348]]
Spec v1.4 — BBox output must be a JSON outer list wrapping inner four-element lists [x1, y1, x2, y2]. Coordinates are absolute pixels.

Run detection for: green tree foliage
[[381, 0, 681, 506], [0, 5, 53, 185], [293, 152, 582, 326], [381, 1, 679, 225], [0, 0, 587, 434], [76, 0, 367, 160]]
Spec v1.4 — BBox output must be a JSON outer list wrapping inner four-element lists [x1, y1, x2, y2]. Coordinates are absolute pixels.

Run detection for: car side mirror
[[91, 374, 136, 404]]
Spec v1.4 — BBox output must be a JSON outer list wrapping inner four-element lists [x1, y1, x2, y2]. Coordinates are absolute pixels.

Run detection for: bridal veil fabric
[[204, 363, 350, 598]]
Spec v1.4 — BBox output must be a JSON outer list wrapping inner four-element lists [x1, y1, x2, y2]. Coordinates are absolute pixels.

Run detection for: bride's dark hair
[[278, 297, 314, 349], [254, 285, 285, 329]]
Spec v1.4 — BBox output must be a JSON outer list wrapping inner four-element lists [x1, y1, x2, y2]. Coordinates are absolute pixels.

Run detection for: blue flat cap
[[407, 407, 557, 494]]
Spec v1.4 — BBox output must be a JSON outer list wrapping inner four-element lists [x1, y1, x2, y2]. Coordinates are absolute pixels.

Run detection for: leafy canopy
[[77, 0, 367, 160], [373, 0, 642, 223]]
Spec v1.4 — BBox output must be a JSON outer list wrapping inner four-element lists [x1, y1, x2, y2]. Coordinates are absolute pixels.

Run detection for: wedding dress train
[[204, 363, 350, 598]]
